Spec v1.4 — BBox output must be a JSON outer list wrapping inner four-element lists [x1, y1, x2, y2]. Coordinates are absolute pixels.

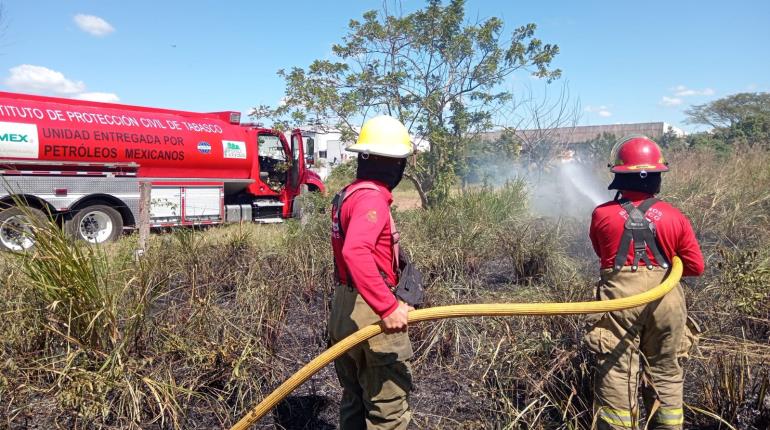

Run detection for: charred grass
[[1, 148, 769, 429]]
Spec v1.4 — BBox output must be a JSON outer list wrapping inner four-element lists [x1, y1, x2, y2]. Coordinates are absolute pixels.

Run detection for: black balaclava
[[356, 153, 407, 190], [608, 172, 662, 195]]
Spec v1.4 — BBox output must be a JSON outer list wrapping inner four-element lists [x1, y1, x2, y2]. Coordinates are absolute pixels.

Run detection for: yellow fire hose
[[231, 256, 682, 430]]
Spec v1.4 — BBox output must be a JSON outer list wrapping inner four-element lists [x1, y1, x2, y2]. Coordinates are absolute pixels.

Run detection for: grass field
[[1, 147, 769, 429]]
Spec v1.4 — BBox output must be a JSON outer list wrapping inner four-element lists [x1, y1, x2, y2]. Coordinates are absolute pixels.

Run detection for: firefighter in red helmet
[[586, 135, 705, 429]]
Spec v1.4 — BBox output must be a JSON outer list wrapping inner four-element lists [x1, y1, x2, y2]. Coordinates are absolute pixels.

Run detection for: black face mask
[[356, 154, 407, 190], [608, 172, 662, 194]]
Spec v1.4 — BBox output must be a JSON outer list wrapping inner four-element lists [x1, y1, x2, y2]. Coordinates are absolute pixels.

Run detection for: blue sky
[[1, 0, 768, 132]]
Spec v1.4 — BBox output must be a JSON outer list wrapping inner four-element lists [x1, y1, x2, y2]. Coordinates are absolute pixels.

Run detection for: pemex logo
[[0, 121, 39, 159], [0, 133, 30, 142]]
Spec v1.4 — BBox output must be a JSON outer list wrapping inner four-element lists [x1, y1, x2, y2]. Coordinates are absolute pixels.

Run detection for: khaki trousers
[[585, 267, 694, 430], [328, 285, 413, 430]]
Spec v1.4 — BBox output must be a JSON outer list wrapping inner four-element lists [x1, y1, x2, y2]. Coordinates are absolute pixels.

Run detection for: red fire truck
[[0, 91, 324, 251]]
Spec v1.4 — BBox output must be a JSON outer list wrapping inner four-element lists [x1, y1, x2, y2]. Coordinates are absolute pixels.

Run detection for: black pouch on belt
[[394, 248, 425, 307]]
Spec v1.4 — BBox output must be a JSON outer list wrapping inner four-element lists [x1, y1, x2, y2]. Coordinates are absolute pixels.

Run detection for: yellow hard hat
[[346, 115, 414, 158]]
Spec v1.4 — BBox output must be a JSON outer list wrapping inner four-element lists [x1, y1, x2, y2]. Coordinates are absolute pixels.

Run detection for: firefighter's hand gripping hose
[[230, 257, 683, 430]]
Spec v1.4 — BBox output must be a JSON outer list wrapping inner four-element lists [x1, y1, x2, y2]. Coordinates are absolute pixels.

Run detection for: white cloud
[[672, 85, 714, 97], [660, 96, 683, 107], [74, 14, 115, 37], [673, 85, 688, 93], [675, 89, 697, 96], [74, 92, 120, 103], [585, 105, 612, 117], [5, 64, 85, 94], [4, 64, 119, 102], [585, 105, 607, 112]]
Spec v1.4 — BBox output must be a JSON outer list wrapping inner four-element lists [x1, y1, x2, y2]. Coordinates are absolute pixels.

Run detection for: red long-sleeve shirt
[[332, 179, 399, 318], [590, 191, 705, 277]]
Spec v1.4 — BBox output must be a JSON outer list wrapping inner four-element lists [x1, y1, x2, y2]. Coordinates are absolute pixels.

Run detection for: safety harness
[[332, 181, 425, 306], [614, 198, 670, 272], [332, 181, 400, 280]]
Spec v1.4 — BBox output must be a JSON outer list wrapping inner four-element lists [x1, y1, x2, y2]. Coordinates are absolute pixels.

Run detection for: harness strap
[[636, 197, 670, 271], [613, 198, 669, 272], [333, 182, 400, 284]]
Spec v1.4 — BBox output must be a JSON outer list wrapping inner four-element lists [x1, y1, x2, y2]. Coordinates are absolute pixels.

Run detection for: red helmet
[[608, 135, 669, 173]]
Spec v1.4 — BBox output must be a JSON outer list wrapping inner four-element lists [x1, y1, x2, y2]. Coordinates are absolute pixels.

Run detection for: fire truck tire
[[292, 185, 311, 225], [66, 204, 123, 245], [0, 206, 47, 252]]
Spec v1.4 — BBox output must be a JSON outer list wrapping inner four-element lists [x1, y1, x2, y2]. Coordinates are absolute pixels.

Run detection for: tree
[[685, 92, 770, 129], [722, 114, 770, 147], [253, 0, 561, 208], [497, 83, 579, 168], [580, 132, 617, 162], [685, 92, 770, 148], [461, 129, 521, 187]]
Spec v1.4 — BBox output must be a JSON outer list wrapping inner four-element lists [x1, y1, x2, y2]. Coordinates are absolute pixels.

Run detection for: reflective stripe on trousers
[[599, 407, 634, 428], [655, 407, 684, 426]]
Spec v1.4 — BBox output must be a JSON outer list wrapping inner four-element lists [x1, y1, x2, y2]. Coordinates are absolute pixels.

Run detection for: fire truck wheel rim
[[0, 215, 35, 251], [78, 211, 113, 244]]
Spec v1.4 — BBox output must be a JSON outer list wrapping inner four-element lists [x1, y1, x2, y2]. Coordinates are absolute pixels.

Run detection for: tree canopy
[[253, 0, 561, 207], [685, 92, 770, 129], [683, 92, 770, 148]]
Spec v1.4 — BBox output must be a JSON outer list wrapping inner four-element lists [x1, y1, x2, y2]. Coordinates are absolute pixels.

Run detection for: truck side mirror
[[306, 137, 315, 165]]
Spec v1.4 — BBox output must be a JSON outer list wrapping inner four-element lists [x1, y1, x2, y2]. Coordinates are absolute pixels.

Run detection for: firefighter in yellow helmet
[[329, 115, 420, 429]]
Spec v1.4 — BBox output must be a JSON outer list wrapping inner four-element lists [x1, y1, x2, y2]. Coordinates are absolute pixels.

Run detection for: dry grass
[[1, 148, 769, 429]]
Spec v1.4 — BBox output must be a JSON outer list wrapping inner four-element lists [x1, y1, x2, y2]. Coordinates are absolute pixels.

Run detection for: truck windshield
[[258, 135, 288, 192], [258, 135, 286, 161]]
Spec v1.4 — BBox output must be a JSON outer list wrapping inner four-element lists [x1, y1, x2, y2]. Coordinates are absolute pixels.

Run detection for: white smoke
[[484, 159, 613, 220], [557, 161, 609, 207], [529, 168, 609, 219]]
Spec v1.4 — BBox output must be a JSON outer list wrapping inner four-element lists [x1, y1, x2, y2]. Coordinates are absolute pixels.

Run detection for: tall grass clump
[[665, 147, 770, 247], [15, 214, 125, 351], [0, 215, 311, 428], [400, 181, 529, 287]]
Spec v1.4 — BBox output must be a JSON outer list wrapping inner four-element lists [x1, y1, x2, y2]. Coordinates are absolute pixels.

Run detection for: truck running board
[[254, 217, 284, 224], [253, 201, 284, 208], [252, 199, 284, 221]]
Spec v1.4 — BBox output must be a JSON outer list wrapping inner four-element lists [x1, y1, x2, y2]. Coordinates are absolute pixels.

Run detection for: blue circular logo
[[197, 141, 211, 154]]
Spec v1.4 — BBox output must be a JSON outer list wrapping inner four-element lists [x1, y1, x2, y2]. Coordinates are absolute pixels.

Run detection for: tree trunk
[[403, 173, 429, 209]]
